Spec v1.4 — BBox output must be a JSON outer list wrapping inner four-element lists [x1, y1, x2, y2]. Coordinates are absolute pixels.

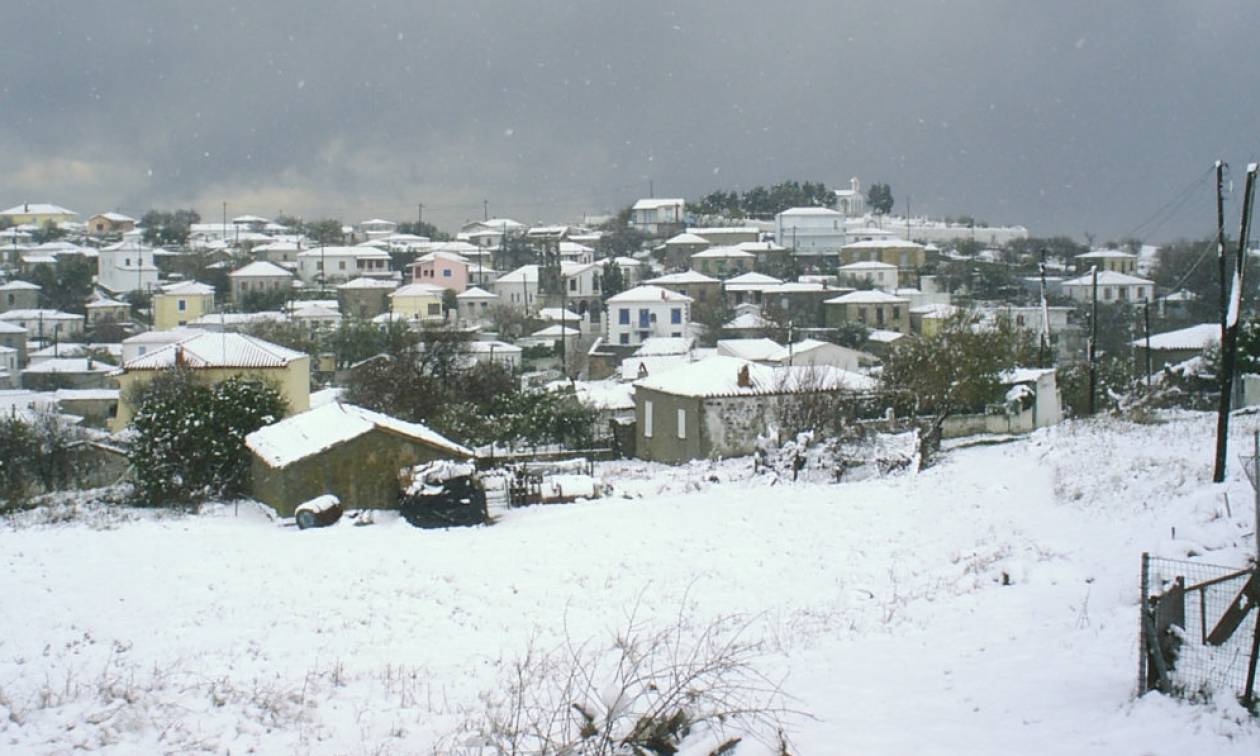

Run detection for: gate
[[1139, 553, 1260, 710]]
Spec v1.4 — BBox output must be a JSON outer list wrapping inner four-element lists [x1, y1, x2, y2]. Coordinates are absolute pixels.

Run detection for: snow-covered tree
[[128, 370, 287, 506]]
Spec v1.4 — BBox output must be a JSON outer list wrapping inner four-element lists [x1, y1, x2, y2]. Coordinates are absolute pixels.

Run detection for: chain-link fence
[[1139, 553, 1259, 708]]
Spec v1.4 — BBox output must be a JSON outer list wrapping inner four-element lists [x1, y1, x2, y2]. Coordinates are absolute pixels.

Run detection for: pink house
[[411, 250, 470, 292]]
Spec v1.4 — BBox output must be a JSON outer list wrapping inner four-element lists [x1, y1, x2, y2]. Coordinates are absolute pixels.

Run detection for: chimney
[[174, 345, 186, 368], [736, 364, 751, 388]]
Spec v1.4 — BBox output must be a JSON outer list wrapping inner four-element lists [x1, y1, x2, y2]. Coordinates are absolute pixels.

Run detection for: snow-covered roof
[[633, 337, 694, 357], [1076, 249, 1137, 260], [122, 327, 204, 345], [122, 332, 306, 370], [230, 261, 294, 278], [761, 282, 827, 294], [735, 241, 787, 253], [910, 303, 960, 318], [1062, 270, 1154, 287], [558, 241, 593, 255], [415, 250, 470, 265], [635, 355, 874, 398], [1131, 323, 1219, 351], [246, 402, 472, 468], [93, 212, 135, 222], [723, 311, 771, 330], [1001, 367, 1056, 384], [455, 286, 498, 300], [85, 298, 128, 309], [1, 203, 77, 216], [160, 281, 217, 295], [23, 358, 114, 374], [777, 206, 842, 217], [296, 246, 389, 260], [645, 271, 720, 286], [723, 272, 782, 290], [840, 261, 897, 271], [866, 329, 905, 343], [664, 232, 711, 245], [0, 321, 23, 334], [689, 226, 759, 235], [337, 277, 398, 290], [606, 285, 693, 304], [825, 290, 908, 305], [530, 324, 580, 338], [391, 283, 446, 298], [554, 380, 635, 411], [537, 307, 581, 322], [843, 238, 925, 249], [465, 339, 521, 354], [632, 198, 684, 210], [716, 338, 784, 361], [54, 388, 120, 401], [691, 246, 755, 259], [0, 309, 83, 322], [0, 280, 41, 291]]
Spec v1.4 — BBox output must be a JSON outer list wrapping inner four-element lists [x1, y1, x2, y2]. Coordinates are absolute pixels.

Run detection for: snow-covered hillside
[[2, 412, 1259, 754]]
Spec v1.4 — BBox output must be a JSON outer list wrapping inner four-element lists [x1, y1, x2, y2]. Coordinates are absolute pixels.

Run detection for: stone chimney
[[736, 364, 751, 388]]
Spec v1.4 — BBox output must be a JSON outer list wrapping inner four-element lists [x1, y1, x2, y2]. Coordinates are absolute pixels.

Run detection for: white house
[[630, 199, 686, 236], [492, 262, 602, 318], [296, 246, 392, 285], [455, 286, 499, 324], [605, 285, 693, 347], [358, 218, 398, 242], [0, 309, 86, 342], [774, 207, 846, 255], [1060, 270, 1154, 305], [96, 240, 160, 295], [839, 261, 898, 290]]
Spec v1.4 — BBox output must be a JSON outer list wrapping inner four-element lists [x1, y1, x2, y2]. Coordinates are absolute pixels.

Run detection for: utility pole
[[649, 179, 654, 199], [222, 201, 227, 246], [1039, 249, 1050, 369], [1217, 161, 1228, 341], [417, 203, 424, 226], [1144, 300, 1152, 389], [483, 200, 489, 221], [1088, 265, 1098, 416], [1214, 162, 1258, 482]]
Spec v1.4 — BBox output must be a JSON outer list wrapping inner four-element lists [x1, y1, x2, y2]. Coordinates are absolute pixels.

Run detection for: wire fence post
[[1139, 551, 1150, 695]]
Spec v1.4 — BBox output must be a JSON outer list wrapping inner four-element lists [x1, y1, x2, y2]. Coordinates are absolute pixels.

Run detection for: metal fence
[[1139, 553, 1260, 709]]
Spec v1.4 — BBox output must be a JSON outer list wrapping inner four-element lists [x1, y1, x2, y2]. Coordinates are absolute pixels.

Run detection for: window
[[427, 303, 441, 315], [1104, 287, 1112, 301], [339, 261, 347, 270], [619, 333, 629, 345], [125, 258, 131, 267], [569, 278, 577, 292], [639, 309, 650, 328], [876, 308, 885, 325], [619, 308, 630, 325], [857, 307, 868, 323], [677, 408, 686, 439], [670, 308, 681, 324], [177, 299, 186, 311], [442, 268, 451, 278], [891, 306, 900, 321], [643, 400, 653, 437]]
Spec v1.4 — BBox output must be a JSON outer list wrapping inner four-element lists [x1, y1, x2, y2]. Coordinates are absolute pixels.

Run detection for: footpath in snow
[[1, 411, 1259, 754]]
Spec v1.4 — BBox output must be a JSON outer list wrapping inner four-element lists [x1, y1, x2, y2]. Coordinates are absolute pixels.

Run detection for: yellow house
[[111, 331, 310, 431], [152, 281, 217, 330], [0, 203, 78, 227], [389, 282, 446, 320], [823, 290, 911, 334]]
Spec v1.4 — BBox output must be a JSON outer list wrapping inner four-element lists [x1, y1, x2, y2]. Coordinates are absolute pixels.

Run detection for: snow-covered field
[[3, 411, 1260, 754]]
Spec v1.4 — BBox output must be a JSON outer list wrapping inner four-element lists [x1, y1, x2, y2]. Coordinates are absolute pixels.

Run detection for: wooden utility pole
[[1088, 266, 1099, 415], [417, 203, 424, 225], [1039, 249, 1050, 368], [1217, 161, 1228, 339], [1144, 300, 1152, 389], [1214, 163, 1258, 482]]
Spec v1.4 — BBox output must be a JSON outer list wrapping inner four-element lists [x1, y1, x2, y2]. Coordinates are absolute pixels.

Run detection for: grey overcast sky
[[2, 1, 1258, 241]]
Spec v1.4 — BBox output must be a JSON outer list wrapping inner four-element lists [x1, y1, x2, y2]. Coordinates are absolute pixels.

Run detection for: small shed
[[245, 402, 474, 516]]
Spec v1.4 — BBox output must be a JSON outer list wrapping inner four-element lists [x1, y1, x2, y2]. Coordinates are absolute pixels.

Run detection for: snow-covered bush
[[128, 369, 286, 506], [450, 613, 795, 755], [0, 410, 88, 511]]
